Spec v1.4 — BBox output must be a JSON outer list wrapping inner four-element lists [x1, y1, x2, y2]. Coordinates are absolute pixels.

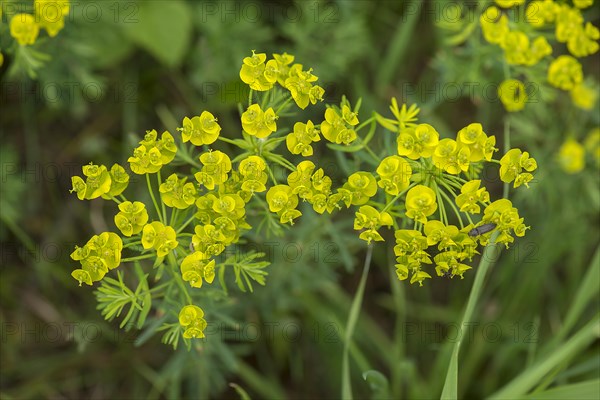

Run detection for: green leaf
[[121, 0, 192, 67], [521, 380, 600, 400], [225, 251, 270, 293], [362, 370, 390, 399], [229, 383, 252, 400]]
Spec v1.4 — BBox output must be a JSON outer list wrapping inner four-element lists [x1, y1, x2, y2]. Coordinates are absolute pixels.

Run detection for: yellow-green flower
[[343, 171, 377, 205], [114, 201, 149, 237], [321, 106, 358, 145], [495, 0, 525, 8], [34, 0, 70, 37], [101, 164, 129, 199], [266, 184, 298, 213], [498, 79, 527, 112], [192, 224, 226, 257], [196, 150, 232, 189], [242, 104, 277, 138], [457, 123, 497, 162], [142, 221, 178, 258], [179, 305, 207, 339], [240, 50, 274, 91], [10, 14, 39, 46], [570, 83, 598, 110], [455, 180, 490, 214], [70, 163, 112, 200], [526, 1, 558, 28], [180, 112, 221, 146], [573, 0, 593, 8], [480, 6, 509, 44], [181, 252, 215, 288], [285, 64, 324, 109], [160, 174, 197, 209], [71, 232, 123, 286], [128, 130, 177, 174], [432, 138, 470, 175], [397, 123, 439, 159], [376, 155, 412, 195], [424, 220, 460, 249], [566, 22, 599, 57], [354, 205, 393, 244], [405, 185, 437, 223], [286, 120, 321, 156], [557, 138, 585, 174], [548, 56, 583, 90], [500, 148, 538, 188]]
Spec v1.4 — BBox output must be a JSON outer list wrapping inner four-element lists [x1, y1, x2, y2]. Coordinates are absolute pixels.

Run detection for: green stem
[[275, 96, 293, 115], [176, 214, 196, 234], [122, 254, 156, 263], [248, 88, 253, 107], [503, 118, 511, 200], [169, 253, 193, 304], [170, 208, 179, 227], [146, 174, 163, 223], [381, 183, 417, 214], [341, 245, 374, 400], [157, 171, 167, 222], [218, 136, 240, 146], [440, 232, 502, 399], [123, 241, 142, 249]]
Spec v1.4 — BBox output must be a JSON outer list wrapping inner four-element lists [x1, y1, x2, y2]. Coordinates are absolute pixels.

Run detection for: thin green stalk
[[123, 241, 142, 249], [157, 171, 167, 222], [146, 174, 164, 223], [176, 214, 196, 234], [441, 232, 502, 400], [275, 96, 293, 115], [503, 119, 511, 199], [122, 254, 156, 263], [170, 208, 179, 227], [489, 316, 600, 399], [341, 245, 374, 400], [381, 183, 417, 214]]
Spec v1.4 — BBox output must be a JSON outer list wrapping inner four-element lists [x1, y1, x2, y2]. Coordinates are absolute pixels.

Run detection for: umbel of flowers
[[68, 51, 538, 344], [479, 0, 598, 112]]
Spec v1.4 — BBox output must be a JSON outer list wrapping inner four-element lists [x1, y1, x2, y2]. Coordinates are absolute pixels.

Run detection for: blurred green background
[[1, 0, 599, 399]]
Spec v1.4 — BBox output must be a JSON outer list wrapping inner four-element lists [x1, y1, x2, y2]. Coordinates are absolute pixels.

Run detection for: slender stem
[[169, 253, 193, 304], [176, 214, 196, 234], [218, 136, 240, 145], [355, 116, 376, 132], [381, 183, 417, 214], [118, 194, 128, 202], [441, 232, 502, 399], [248, 89, 253, 107], [341, 245, 374, 400], [123, 241, 142, 249], [275, 96, 293, 115], [170, 208, 180, 227], [122, 254, 156, 263], [503, 118, 511, 199], [434, 183, 449, 226], [109, 196, 122, 204], [157, 171, 167, 223], [146, 174, 163, 223]]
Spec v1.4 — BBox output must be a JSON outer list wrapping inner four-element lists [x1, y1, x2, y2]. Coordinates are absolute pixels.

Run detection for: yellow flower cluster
[[481, 1, 598, 112], [240, 51, 325, 109], [70, 163, 129, 200], [70, 232, 123, 286], [9, 0, 69, 45]]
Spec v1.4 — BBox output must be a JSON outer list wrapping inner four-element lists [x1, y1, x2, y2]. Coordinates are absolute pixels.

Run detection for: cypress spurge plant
[[68, 52, 538, 358]]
